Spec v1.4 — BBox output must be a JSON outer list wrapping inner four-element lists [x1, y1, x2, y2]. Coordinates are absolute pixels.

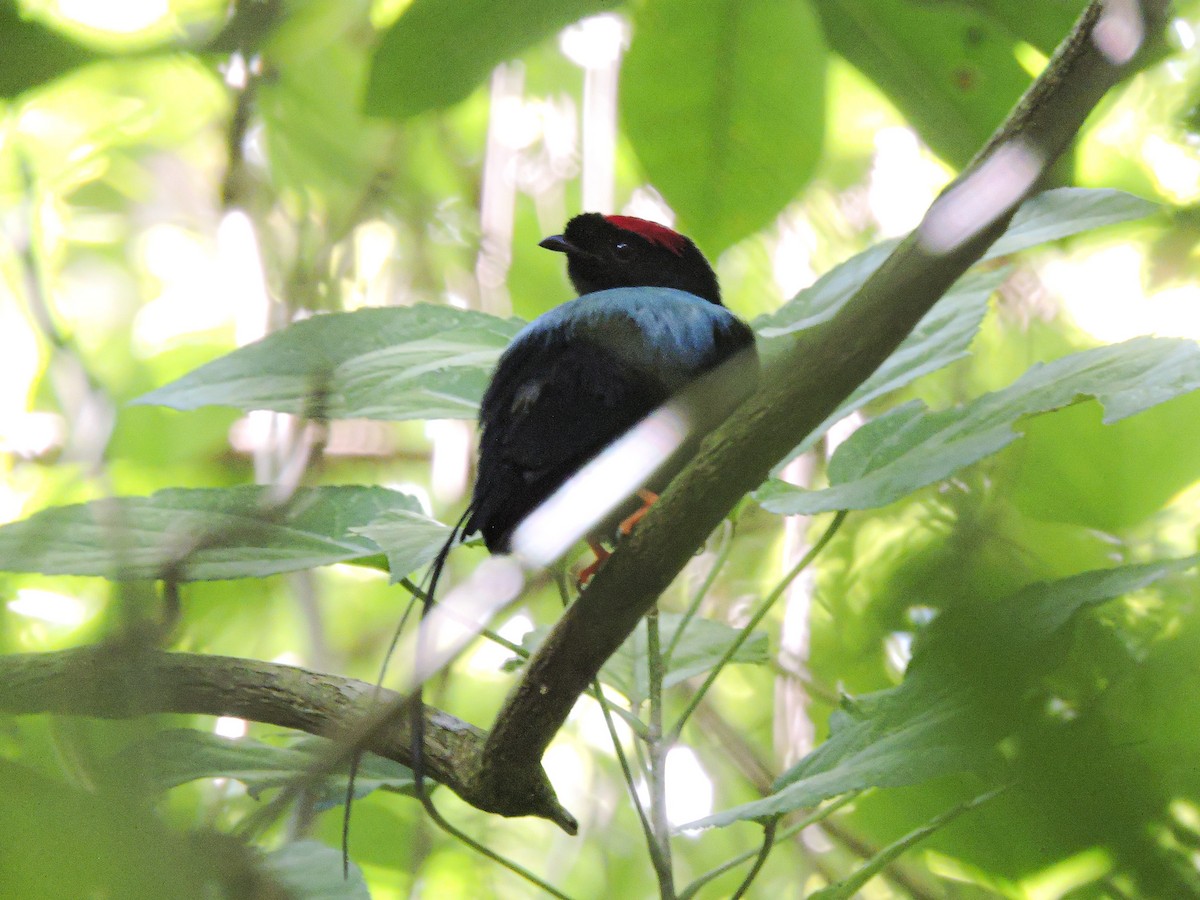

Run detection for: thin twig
[[669, 511, 846, 742], [645, 607, 676, 899], [664, 512, 738, 667], [677, 794, 858, 900], [729, 818, 777, 900]]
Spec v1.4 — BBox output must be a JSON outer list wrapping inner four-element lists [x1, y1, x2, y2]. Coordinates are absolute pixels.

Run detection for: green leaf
[[984, 188, 1159, 259], [755, 189, 1158, 338], [622, 0, 826, 255], [352, 509, 454, 584], [969, 0, 1091, 55], [806, 786, 1007, 900], [134, 305, 523, 420], [758, 337, 1200, 516], [1005, 391, 1200, 531], [364, 0, 621, 118], [683, 556, 1198, 830], [102, 730, 415, 812], [811, 0, 1033, 168], [0, 2, 101, 97], [264, 841, 370, 899], [0, 486, 413, 581], [508, 613, 768, 705], [784, 267, 1008, 462]]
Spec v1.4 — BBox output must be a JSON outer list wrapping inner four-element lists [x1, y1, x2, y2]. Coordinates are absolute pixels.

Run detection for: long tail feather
[[341, 505, 471, 876]]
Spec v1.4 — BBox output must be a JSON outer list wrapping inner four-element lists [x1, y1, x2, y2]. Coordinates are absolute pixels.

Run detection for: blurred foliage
[[2, 0, 1200, 898]]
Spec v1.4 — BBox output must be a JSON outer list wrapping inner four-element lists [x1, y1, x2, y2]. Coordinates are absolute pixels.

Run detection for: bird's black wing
[[465, 317, 669, 552], [464, 289, 756, 553]]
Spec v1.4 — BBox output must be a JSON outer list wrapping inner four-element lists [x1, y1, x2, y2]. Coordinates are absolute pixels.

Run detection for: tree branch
[[0, 647, 575, 833], [476, 0, 1172, 815]]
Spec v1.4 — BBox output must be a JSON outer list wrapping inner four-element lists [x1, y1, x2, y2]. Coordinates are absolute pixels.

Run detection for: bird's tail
[[411, 505, 472, 803], [342, 504, 471, 876]]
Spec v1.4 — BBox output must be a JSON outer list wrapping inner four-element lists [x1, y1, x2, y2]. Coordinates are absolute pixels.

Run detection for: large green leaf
[[352, 509, 455, 584], [754, 188, 1158, 337], [970, 0, 1092, 55], [683, 556, 1198, 830], [102, 729, 415, 811], [812, 0, 1033, 168], [784, 267, 1008, 462], [758, 337, 1200, 516], [622, 0, 826, 255], [134, 306, 522, 420], [1004, 391, 1200, 531], [364, 0, 621, 118], [0, 486, 412, 581]]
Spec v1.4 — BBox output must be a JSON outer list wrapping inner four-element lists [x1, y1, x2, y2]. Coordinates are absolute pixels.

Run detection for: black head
[[539, 213, 722, 305]]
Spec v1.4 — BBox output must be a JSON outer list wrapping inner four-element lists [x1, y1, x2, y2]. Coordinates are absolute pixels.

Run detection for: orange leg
[[577, 540, 611, 587], [619, 489, 660, 536]]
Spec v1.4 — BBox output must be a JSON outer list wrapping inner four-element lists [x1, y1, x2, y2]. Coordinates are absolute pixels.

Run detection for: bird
[[452, 212, 757, 579], [405, 212, 757, 815]]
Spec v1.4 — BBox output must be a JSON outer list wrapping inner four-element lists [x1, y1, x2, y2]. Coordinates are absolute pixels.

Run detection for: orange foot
[[577, 540, 611, 587], [619, 489, 660, 536]]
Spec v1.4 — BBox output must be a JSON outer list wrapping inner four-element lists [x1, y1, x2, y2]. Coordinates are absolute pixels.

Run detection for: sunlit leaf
[[758, 337, 1200, 516], [101, 730, 415, 812], [365, 0, 620, 118], [683, 556, 1198, 829], [352, 509, 454, 584], [622, 0, 826, 255], [783, 267, 1008, 462], [0, 486, 412, 581], [134, 306, 522, 420], [755, 189, 1158, 337]]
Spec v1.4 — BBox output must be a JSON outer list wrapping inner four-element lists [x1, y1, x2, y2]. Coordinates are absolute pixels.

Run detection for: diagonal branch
[[475, 0, 1172, 817]]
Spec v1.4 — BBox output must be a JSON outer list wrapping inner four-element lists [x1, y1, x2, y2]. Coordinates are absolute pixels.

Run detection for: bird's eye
[[613, 241, 635, 261]]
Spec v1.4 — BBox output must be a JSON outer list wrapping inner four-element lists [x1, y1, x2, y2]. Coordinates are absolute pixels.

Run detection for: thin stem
[[729, 818, 777, 900], [677, 793, 859, 900], [421, 796, 576, 900], [592, 678, 658, 864], [816, 785, 1010, 899], [664, 512, 738, 667], [645, 606, 676, 899], [670, 511, 847, 742], [556, 571, 668, 893]]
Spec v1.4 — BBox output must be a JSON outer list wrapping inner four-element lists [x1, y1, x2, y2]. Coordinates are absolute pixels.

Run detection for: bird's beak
[[538, 234, 576, 254]]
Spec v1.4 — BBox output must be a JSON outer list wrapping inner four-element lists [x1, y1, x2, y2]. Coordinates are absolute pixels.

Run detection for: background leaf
[[622, 0, 826, 255], [0, 1, 101, 97], [685, 556, 1197, 830], [134, 306, 523, 420], [812, 0, 1040, 168], [0, 486, 412, 581], [102, 730, 415, 810], [365, 0, 621, 118], [759, 337, 1200, 516], [755, 188, 1158, 337]]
